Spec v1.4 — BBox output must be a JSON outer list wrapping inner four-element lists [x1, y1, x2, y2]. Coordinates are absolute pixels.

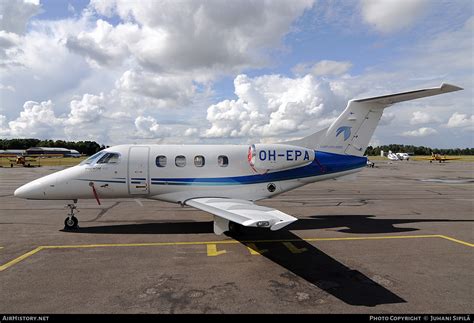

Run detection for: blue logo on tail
[[336, 126, 352, 141]]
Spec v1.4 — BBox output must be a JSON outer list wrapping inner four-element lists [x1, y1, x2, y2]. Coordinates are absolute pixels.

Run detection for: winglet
[[440, 83, 463, 92]]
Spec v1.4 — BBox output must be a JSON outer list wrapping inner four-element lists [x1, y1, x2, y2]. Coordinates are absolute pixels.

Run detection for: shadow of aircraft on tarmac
[[229, 229, 405, 307], [64, 215, 473, 306], [70, 215, 473, 235]]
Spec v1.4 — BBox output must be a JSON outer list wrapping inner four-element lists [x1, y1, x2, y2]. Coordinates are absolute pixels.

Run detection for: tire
[[64, 216, 78, 230], [228, 221, 242, 235]]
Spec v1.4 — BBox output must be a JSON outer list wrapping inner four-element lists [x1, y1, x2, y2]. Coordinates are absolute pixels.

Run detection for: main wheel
[[228, 221, 242, 235], [64, 216, 78, 230]]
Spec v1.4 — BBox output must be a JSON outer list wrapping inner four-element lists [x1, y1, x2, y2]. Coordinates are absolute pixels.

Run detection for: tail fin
[[286, 83, 463, 156]]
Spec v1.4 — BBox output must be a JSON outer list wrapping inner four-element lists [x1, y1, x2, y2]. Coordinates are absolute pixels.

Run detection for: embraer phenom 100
[[14, 83, 462, 235]]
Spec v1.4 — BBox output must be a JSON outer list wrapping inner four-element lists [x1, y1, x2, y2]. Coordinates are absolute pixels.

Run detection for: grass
[[0, 156, 87, 168]]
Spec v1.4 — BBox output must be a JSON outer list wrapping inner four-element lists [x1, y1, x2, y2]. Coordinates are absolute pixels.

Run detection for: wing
[[415, 156, 435, 160], [185, 197, 297, 233]]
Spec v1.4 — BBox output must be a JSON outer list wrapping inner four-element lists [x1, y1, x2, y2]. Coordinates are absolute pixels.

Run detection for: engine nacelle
[[248, 144, 315, 173]]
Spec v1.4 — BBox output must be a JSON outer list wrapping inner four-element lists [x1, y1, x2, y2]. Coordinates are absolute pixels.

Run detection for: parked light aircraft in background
[[386, 151, 410, 161], [396, 153, 410, 161], [418, 152, 461, 163], [387, 151, 400, 161], [14, 84, 462, 235]]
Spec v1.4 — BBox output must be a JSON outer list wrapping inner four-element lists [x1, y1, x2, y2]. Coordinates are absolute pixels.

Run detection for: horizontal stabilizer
[[352, 83, 463, 106], [185, 197, 297, 232]]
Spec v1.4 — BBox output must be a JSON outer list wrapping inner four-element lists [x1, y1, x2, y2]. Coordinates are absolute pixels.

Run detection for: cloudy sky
[[0, 0, 472, 148]]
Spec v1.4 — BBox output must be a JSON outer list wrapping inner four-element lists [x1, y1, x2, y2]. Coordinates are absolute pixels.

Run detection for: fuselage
[[14, 144, 367, 203]]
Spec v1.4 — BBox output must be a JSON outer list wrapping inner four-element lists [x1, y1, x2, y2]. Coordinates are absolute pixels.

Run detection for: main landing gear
[[213, 216, 243, 235], [228, 221, 242, 235], [64, 200, 79, 230]]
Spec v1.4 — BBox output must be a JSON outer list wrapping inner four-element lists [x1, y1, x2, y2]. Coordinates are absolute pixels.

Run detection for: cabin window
[[156, 155, 167, 167], [194, 155, 205, 167], [175, 155, 186, 167], [97, 152, 120, 164], [218, 155, 228, 167]]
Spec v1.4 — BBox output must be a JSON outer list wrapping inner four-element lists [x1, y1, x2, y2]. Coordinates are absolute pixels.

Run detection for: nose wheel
[[64, 203, 79, 230]]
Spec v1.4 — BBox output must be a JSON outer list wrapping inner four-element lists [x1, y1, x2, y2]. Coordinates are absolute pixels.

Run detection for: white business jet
[[387, 151, 400, 161], [14, 83, 462, 235], [396, 153, 410, 161]]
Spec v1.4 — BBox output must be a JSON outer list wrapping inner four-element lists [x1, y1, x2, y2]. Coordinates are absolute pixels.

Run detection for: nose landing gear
[[64, 201, 79, 230]]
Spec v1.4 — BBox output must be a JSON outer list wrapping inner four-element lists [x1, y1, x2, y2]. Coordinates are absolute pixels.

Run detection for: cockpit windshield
[[80, 151, 105, 165], [80, 151, 121, 165], [97, 152, 120, 164]]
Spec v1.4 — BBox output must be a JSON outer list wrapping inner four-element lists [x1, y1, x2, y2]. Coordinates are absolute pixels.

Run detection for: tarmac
[[0, 160, 472, 313]]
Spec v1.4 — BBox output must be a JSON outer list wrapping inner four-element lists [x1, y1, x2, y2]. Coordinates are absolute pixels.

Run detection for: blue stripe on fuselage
[[151, 151, 366, 186]]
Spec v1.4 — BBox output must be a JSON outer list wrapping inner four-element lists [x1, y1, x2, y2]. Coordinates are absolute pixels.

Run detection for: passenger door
[[128, 146, 150, 195]]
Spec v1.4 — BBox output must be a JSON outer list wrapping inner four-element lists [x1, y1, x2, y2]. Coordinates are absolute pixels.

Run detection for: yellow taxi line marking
[[282, 242, 307, 254], [31, 234, 444, 249], [0, 247, 43, 272], [303, 234, 441, 242], [206, 244, 226, 256], [0, 234, 471, 272], [438, 235, 474, 247], [246, 243, 268, 255]]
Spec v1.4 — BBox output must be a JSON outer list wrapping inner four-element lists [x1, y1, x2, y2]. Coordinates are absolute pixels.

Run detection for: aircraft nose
[[14, 181, 41, 199]]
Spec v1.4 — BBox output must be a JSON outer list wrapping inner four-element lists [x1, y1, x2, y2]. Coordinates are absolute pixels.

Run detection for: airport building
[[25, 147, 81, 157], [0, 149, 26, 156]]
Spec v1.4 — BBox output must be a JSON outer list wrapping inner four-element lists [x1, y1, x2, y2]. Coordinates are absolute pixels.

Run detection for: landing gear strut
[[64, 202, 79, 230]]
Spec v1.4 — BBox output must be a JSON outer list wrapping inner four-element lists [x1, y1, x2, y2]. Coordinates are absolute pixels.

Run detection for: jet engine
[[248, 144, 315, 173]]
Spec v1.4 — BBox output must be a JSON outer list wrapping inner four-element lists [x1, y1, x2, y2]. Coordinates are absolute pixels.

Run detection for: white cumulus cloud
[[66, 93, 106, 125], [116, 69, 196, 105], [293, 60, 352, 77], [8, 100, 63, 138], [0, 83, 15, 92], [65, 19, 136, 68], [0, 0, 471, 150], [0, 0, 41, 34], [203, 73, 347, 140], [0, 114, 9, 135], [402, 127, 438, 137], [379, 112, 395, 126], [88, 0, 314, 73], [410, 111, 440, 125], [446, 112, 474, 129], [134, 115, 163, 139], [361, 0, 428, 33]]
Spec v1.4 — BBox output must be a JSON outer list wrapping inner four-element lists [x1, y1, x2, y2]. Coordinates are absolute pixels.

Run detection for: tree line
[[365, 144, 474, 156], [1, 138, 472, 156], [0, 139, 104, 156]]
